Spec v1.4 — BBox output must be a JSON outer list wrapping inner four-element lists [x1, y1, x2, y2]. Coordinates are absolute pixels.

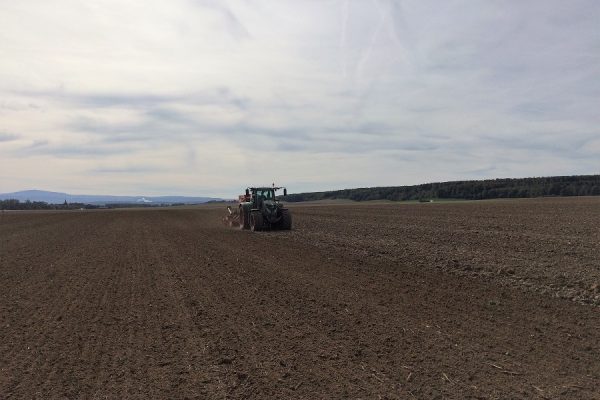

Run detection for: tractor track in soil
[[1, 197, 599, 399]]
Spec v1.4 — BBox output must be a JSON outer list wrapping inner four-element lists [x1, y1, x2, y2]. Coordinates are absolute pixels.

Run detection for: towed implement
[[223, 186, 292, 231]]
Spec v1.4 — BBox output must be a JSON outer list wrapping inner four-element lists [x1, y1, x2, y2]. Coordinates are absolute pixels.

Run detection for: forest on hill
[[284, 175, 600, 202]]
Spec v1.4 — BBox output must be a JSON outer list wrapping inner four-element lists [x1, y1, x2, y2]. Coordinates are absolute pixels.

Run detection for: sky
[[0, 0, 599, 198]]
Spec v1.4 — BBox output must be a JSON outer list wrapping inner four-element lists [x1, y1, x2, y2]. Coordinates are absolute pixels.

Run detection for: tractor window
[[257, 190, 274, 200]]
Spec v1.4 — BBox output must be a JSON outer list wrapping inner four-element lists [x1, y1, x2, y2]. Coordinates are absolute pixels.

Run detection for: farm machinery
[[223, 186, 292, 231]]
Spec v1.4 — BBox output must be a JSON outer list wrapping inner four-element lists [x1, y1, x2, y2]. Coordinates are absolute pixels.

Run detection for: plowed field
[[1, 197, 599, 399]]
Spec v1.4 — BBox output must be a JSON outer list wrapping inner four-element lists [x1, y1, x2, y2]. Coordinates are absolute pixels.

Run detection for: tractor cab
[[253, 187, 275, 205], [243, 186, 288, 208]]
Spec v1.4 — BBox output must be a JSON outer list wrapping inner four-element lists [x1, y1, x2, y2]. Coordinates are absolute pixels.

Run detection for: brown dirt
[[1, 197, 599, 399]]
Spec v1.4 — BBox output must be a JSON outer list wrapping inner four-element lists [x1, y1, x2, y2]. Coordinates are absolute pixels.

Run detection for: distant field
[[1, 197, 599, 398]]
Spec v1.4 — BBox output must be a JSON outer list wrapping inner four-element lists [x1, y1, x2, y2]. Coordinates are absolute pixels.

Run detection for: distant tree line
[[0, 199, 101, 210], [283, 175, 600, 202], [0, 199, 191, 210]]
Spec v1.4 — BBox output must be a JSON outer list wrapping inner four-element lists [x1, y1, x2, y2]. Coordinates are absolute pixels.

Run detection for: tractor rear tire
[[280, 209, 292, 230], [250, 211, 263, 231]]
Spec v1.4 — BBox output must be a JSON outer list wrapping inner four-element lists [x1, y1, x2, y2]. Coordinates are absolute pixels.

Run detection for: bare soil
[[1, 197, 599, 399]]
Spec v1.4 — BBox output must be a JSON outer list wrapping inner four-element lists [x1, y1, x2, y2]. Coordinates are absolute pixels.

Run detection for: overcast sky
[[1, 0, 599, 197]]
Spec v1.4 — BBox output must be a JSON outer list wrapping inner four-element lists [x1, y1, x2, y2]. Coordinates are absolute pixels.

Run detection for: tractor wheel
[[280, 209, 292, 230], [250, 211, 263, 231], [239, 207, 249, 229]]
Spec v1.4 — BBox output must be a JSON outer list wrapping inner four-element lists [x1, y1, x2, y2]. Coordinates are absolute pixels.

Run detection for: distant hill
[[283, 175, 600, 202], [0, 190, 221, 205]]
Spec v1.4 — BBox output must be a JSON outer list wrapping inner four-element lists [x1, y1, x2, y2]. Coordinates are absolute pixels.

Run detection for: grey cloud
[[0, 132, 20, 142], [510, 102, 563, 118], [12, 87, 251, 110], [91, 165, 167, 174], [75, 106, 201, 142], [52, 144, 135, 158], [22, 139, 49, 150], [0, 102, 40, 111], [145, 107, 197, 126], [68, 106, 442, 156], [10, 89, 174, 108], [14, 140, 135, 159], [478, 132, 599, 159], [69, 113, 210, 144], [191, 0, 251, 40], [275, 139, 438, 155]]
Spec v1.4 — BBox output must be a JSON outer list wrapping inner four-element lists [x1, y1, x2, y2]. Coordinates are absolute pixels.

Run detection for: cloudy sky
[[1, 0, 599, 197]]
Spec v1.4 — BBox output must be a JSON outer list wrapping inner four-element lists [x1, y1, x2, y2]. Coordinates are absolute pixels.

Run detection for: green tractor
[[225, 186, 292, 231]]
